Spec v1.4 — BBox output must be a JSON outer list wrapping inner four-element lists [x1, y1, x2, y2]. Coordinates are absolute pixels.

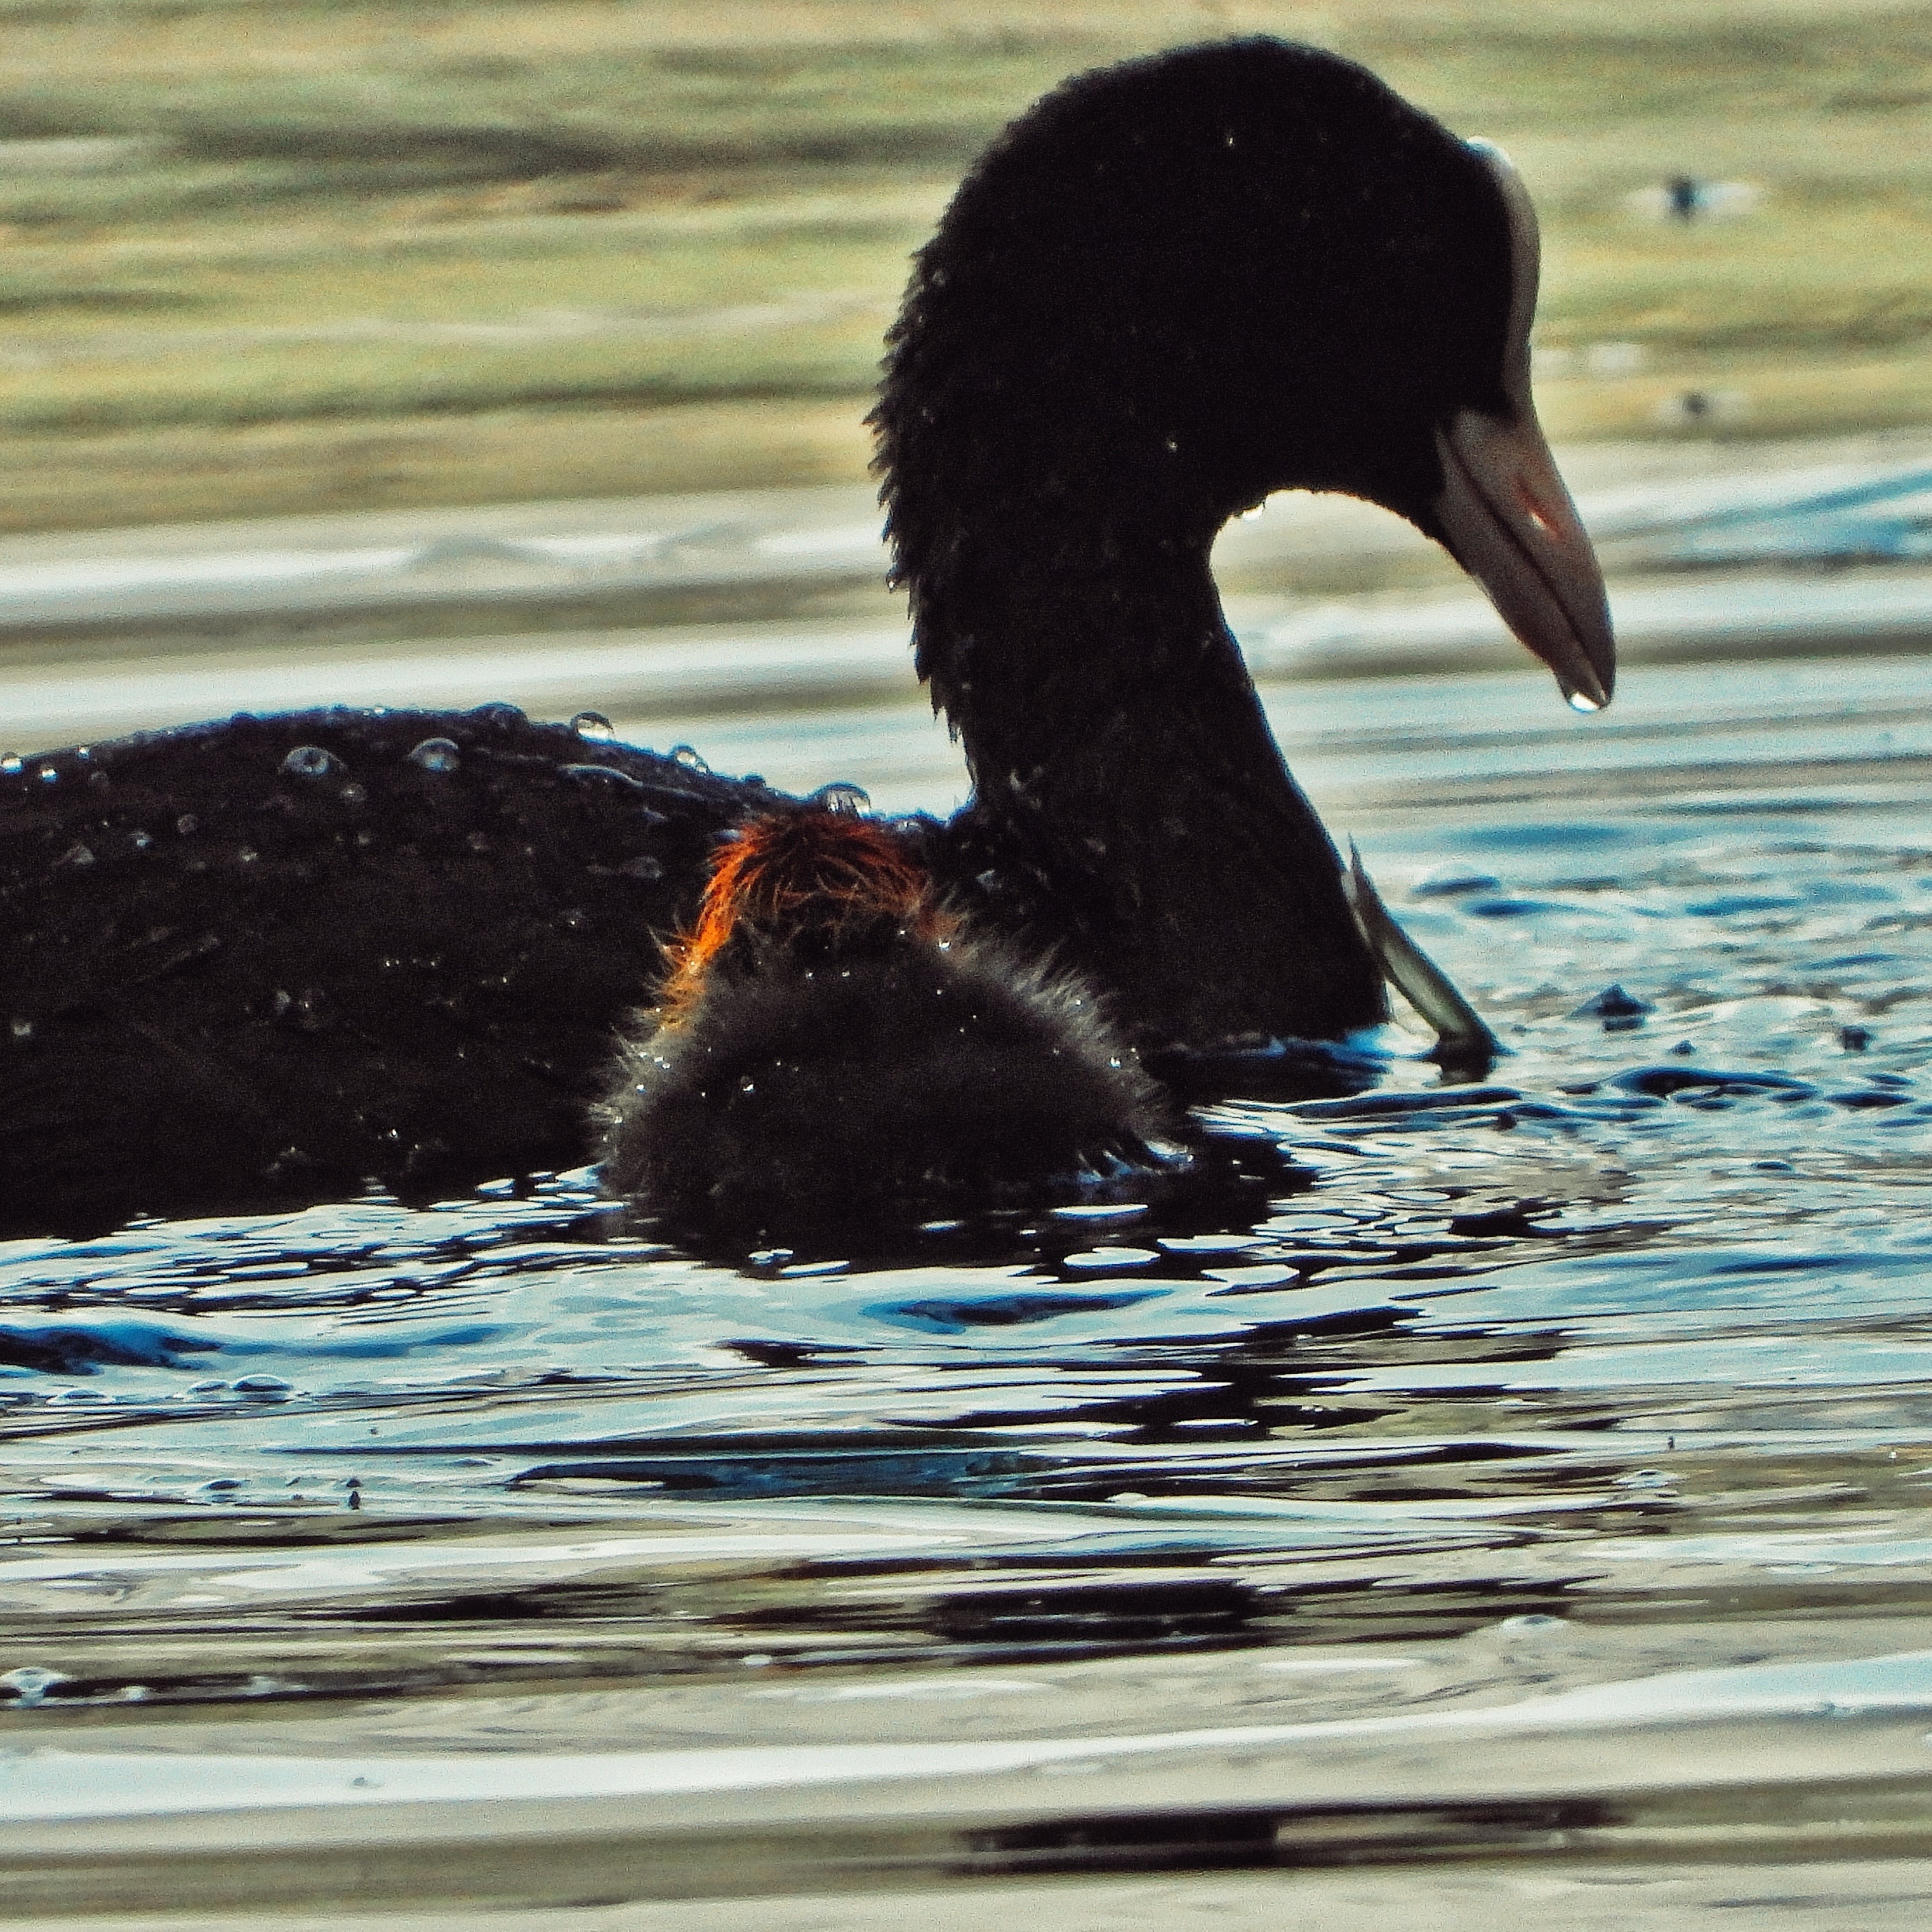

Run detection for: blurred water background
[[3, 4, 1932, 1927]]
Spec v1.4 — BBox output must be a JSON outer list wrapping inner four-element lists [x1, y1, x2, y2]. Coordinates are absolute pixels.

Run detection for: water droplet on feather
[[408, 738, 460, 773], [281, 745, 343, 780], [811, 781, 871, 816]]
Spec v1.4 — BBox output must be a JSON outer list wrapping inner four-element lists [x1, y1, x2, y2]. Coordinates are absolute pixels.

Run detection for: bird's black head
[[875, 38, 1614, 716], [876, 40, 1512, 564]]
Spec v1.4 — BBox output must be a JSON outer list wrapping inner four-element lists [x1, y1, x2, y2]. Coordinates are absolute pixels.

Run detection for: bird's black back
[[0, 707, 773, 1234]]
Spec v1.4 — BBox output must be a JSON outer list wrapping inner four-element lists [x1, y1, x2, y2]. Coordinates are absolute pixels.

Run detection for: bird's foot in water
[[1341, 843, 1501, 1075]]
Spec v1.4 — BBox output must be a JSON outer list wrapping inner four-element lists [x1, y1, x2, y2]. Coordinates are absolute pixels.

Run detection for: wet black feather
[[596, 933, 1170, 1243]]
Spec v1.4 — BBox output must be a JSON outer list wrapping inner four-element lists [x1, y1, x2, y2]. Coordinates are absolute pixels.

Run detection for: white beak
[[1431, 142, 1616, 711]]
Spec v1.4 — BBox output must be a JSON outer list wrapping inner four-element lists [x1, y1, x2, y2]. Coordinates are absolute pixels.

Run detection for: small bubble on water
[[571, 711, 616, 743], [619, 853, 663, 881], [470, 701, 525, 729], [55, 842, 94, 868], [408, 737, 460, 773], [131, 829, 152, 851], [339, 783, 368, 807], [1, 1667, 69, 1708], [37, 764, 58, 785], [1567, 690, 1603, 714], [177, 814, 198, 835], [9, 1017, 32, 1042], [281, 745, 343, 781], [231, 1373, 293, 1398], [670, 743, 711, 773], [810, 781, 870, 816], [0, 754, 19, 776]]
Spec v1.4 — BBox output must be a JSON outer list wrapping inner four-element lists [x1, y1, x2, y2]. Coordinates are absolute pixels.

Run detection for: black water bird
[[0, 40, 1613, 1236]]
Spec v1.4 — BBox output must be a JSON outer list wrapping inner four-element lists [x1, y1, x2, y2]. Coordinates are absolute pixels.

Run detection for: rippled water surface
[[4, 637, 1932, 1922]]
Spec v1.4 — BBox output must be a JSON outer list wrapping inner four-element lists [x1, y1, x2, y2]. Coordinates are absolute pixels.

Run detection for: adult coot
[[0, 40, 1612, 1236]]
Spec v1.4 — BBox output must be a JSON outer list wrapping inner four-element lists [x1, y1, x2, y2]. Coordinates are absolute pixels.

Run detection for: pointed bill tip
[[1432, 408, 1616, 712]]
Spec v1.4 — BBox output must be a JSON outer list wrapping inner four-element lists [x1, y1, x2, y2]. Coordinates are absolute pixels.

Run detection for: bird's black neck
[[922, 523, 1386, 1050], [868, 38, 1517, 1050]]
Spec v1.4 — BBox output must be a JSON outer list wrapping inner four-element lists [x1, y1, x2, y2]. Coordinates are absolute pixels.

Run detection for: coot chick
[[596, 808, 1172, 1243]]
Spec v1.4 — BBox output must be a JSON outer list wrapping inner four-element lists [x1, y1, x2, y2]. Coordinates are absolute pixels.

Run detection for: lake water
[[3, 546, 1932, 1926]]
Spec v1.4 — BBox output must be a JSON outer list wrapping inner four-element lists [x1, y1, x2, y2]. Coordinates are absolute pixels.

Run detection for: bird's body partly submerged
[[0, 707, 765, 1231], [0, 39, 1616, 1239], [596, 808, 1172, 1243]]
